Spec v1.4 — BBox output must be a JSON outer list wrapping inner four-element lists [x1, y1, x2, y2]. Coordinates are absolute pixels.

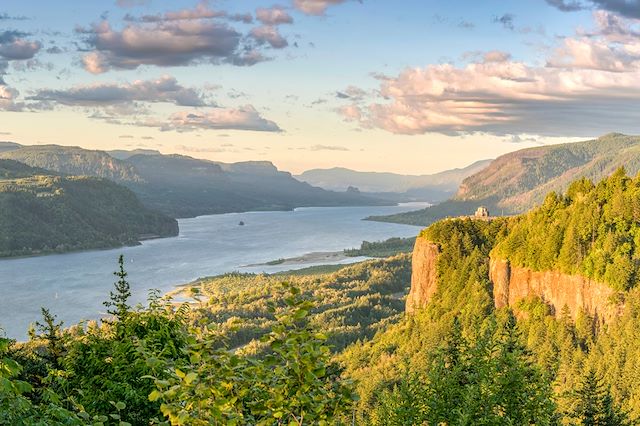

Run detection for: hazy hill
[[125, 153, 390, 218], [297, 159, 491, 202], [0, 159, 178, 257], [0, 141, 21, 153], [0, 144, 142, 182], [107, 149, 162, 160], [371, 133, 640, 225], [0, 144, 390, 218]]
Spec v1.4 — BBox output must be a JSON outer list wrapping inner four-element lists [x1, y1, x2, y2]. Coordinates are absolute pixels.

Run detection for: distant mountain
[[125, 153, 390, 218], [297, 160, 492, 203], [0, 144, 390, 218], [107, 149, 162, 160], [0, 144, 142, 182], [0, 141, 21, 153], [370, 133, 640, 225], [0, 159, 178, 257]]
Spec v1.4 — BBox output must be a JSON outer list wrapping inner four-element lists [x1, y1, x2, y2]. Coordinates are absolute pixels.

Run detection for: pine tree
[[104, 254, 131, 321], [33, 307, 63, 368], [571, 368, 628, 426]]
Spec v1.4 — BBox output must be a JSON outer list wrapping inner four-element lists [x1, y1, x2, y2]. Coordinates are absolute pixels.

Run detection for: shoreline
[[242, 251, 350, 267], [166, 251, 363, 302]]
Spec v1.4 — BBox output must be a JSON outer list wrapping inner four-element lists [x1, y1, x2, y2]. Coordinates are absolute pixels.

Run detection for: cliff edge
[[489, 257, 620, 323], [406, 237, 440, 313], [407, 236, 621, 323]]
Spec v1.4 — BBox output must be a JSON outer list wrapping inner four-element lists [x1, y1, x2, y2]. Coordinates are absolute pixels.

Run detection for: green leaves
[[150, 284, 356, 425]]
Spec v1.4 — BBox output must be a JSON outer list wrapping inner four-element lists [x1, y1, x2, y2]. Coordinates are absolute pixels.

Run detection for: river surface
[[0, 204, 425, 340]]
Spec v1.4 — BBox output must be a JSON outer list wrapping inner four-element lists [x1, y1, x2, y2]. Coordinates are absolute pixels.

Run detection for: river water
[[0, 204, 425, 339]]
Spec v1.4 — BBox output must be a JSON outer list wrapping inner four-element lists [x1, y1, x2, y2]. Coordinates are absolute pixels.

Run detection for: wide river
[[0, 204, 425, 340]]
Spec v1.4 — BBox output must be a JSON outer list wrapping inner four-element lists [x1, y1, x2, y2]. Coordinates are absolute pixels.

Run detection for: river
[[0, 204, 425, 339]]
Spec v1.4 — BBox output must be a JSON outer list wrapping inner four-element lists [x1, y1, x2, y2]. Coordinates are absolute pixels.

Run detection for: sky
[[1, 0, 640, 174]]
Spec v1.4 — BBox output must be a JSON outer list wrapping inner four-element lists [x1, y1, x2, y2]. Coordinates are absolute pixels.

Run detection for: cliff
[[406, 237, 440, 312], [407, 236, 621, 323], [489, 258, 620, 323]]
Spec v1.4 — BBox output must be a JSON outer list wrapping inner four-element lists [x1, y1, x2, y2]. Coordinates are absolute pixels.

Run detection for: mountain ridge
[[0, 144, 392, 218], [370, 133, 640, 225], [296, 159, 492, 202]]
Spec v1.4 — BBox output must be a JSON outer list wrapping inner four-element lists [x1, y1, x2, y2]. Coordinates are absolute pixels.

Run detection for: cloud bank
[[339, 11, 640, 137], [77, 2, 279, 73]]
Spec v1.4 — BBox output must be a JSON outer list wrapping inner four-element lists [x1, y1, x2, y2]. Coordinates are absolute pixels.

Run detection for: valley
[[0, 204, 423, 340], [3, 1, 640, 423]]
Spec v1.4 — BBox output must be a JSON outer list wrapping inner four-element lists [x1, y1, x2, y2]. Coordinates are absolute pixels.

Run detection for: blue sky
[[1, 0, 639, 174]]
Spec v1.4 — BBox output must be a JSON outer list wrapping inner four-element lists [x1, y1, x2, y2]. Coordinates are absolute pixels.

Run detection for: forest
[[0, 160, 178, 257], [4, 171, 640, 424]]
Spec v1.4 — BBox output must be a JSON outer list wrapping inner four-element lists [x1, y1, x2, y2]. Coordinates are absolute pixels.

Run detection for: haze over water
[[0, 204, 424, 340]]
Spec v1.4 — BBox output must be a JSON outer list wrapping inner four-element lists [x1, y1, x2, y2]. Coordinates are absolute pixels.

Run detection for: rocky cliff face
[[489, 258, 620, 323], [406, 237, 440, 313], [407, 237, 621, 322]]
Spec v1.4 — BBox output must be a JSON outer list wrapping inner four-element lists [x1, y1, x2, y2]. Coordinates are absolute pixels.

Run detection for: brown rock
[[406, 237, 440, 313], [489, 257, 620, 323]]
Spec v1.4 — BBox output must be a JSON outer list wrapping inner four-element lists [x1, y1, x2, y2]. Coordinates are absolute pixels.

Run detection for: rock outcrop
[[406, 237, 440, 313], [489, 258, 620, 323], [406, 236, 621, 323]]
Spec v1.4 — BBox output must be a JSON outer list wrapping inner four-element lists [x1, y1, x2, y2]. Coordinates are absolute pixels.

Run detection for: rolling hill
[[0, 159, 178, 257], [370, 133, 640, 225]]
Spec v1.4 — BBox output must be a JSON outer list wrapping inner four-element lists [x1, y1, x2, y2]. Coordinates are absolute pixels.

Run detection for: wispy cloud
[[144, 105, 281, 132], [546, 0, 640, 19], [250, 25, 288, 49], [492, 14, 515, 30], [256, 6, 293, 25], [115, 0, 149, 8], [0, 12, 28, 21], [308, 144, 350, 151], [293, 0, 356, 16], [29, 75, 207, 107]]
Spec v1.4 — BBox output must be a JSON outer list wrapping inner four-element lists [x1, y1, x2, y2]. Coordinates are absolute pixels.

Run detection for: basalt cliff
[[407, 235, 621, 323]]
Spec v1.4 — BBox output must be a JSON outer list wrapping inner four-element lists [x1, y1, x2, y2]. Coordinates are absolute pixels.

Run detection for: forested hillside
[[0, 144, 142, 182], [372, 133, 640, 226], [0, 160, 177, 257], [493, 168, 640, 291]]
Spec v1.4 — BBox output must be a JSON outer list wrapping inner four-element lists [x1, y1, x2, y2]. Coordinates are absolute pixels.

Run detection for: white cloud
[[338, 11, 640, 137], [293, 0, 352, 15], [151, 105, 281, 132]]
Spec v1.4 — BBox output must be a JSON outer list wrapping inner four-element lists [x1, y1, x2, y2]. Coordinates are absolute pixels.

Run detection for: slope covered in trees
[[372, 133, 640, 226], [493, 168, 640, 291], [0, 160, 177, 257], [0, 144, 142, 183]]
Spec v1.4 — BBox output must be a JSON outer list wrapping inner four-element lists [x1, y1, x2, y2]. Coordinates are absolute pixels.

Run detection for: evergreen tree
[[104, 254, 131, 321], [570, 368, 628, 426], [33, 308, 63, 369]]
